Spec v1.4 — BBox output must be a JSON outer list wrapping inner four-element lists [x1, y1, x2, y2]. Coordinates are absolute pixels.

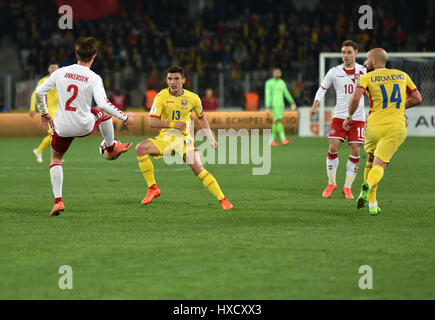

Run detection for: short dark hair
[[342, 40, 358, 52], [167, 65, 184, 77], [75, 37, 98, 62]]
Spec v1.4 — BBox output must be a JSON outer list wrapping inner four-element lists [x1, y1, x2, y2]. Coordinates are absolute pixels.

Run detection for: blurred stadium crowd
[[0, 0, 434, 109]]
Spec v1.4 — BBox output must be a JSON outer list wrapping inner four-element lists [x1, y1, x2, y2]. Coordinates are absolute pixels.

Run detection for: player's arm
[[342, 87, 365, 131], [30, 78, 46, 118], [149, 116, 185, 130], [197, 115, 217, 149], [35, 74, 56, 129], [148, 94, 185, 130], [192, 97, 216, 148], [405, 90, 422, 109], [283, 83, 296, 110], [29, 89, 37, 118], [404, 73, 422, 109], [265, 81, 272, 115], [310, 70, 332, 117], [310, 86, 328, 117], [92, 76, 133, 125]]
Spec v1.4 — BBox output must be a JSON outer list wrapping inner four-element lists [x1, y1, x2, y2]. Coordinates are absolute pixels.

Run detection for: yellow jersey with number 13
[[149, 88, 204, 135], [357, 68, 417, 126]]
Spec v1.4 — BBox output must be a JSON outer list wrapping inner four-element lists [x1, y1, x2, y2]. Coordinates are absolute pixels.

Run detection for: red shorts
[[51, 108, 111, 154], [328, 117, 365, 144]]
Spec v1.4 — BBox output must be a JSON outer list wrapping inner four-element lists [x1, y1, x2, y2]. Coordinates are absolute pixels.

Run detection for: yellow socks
[[367, 165, 384, 188], [37, 135, 51, 153], [197, 169, 225, 200], [137, 155, 156, 187], [367, 164, 384, 202], [369, 184, 378, 203], [364, 161, 372, 182]]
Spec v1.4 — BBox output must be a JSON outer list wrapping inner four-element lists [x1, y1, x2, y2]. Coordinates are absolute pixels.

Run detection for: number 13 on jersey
[[172, 110, 181, 120]]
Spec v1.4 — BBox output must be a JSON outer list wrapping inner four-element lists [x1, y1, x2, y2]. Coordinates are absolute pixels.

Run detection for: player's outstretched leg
[[357, 182, 370, 210], [99, 116, 132, 160], [105, 140, 133, 160]]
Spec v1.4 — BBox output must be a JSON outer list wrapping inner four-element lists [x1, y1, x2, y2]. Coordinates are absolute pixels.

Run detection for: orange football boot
[[219, 197, 234, 210], [322, 184, 337, 198], [270, 141, 279, 146], [282, 139, 290, 145], [106, 141, 133, 160], [141, 184, 161, 205], [51, 201, 65, 216], [341, 187, 354, 199]]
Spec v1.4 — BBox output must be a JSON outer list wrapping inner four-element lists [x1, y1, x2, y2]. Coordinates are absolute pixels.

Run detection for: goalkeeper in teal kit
[[265, 68, 296, 146]]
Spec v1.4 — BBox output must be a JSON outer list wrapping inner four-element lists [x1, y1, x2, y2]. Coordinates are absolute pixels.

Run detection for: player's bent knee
[[135, 141, 150, 156], [190, 164, 203, 176]]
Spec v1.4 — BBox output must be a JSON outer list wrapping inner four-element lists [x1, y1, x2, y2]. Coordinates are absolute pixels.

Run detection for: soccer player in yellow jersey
[[29, 63, 59, 162], [343, 48, 422, 215], [135, 65, 234, 210]]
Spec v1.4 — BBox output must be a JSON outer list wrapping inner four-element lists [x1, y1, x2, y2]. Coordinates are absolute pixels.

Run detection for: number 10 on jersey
[[344, 84, 354, 94]]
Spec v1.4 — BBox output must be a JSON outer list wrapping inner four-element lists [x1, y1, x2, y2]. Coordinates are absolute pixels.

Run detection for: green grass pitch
[[1, 136, 434, 299]]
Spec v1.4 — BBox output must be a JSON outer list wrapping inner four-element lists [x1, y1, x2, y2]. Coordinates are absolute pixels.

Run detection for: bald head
[[369, 48, 388, 65], [364, 48, 388, 71]]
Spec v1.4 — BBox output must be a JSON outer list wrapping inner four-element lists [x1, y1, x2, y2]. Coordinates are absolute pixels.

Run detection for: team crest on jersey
[[181, 99, 188, 106]]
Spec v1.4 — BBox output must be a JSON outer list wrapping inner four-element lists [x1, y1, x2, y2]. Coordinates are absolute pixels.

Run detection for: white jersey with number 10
[[320, 63, 366, 121]]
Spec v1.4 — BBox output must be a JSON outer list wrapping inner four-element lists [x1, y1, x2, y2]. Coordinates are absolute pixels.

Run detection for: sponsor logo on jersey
[[166, 100, 175, 103]]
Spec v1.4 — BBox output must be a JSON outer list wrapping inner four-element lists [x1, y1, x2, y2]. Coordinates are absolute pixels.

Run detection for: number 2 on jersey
[[380, 84, 401, 109], [65, 84, 78, 111]]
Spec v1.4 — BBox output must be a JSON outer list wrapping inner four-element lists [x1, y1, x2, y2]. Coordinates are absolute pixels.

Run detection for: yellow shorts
[[148, 130, 196, 159], [364, 123, 406, 163]]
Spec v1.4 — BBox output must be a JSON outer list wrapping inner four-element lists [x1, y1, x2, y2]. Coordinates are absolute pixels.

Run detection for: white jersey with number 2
[[320, 63, 366, 121], [35, 64, 127, 137]]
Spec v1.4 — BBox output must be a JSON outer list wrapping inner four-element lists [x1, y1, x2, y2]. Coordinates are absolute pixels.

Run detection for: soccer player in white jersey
[[310, 40, 366, 199], [35, 37, 134, 216]]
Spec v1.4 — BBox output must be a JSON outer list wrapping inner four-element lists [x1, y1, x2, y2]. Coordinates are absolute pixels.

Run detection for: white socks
[[50, 163, 63, 199], [326, 152, 338, 185], [327, 153, 360, 188], [99, 118, 115, 148], [344, 155, 360, 188]]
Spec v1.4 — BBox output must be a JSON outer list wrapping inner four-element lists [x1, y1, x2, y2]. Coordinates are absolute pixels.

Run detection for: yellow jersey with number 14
[[357, 68, 417, 126], [149, 88, 204, 135]]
